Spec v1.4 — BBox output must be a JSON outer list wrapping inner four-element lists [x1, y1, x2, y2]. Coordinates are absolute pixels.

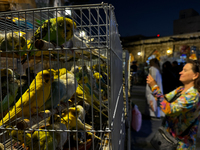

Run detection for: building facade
[[122, 8, 200, 65], [123, 32, 200, 65], [174, 9, 200, 35]]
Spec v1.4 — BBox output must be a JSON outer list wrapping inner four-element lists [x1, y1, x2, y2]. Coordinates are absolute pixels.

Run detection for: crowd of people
[[130, 59, 184, 89], [131, 58, 200, 149]]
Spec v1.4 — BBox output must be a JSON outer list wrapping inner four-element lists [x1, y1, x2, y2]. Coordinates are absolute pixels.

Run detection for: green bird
[[72, 65, 108, 118], [0, 68, 18, 119], [21, 16, 77, 64]]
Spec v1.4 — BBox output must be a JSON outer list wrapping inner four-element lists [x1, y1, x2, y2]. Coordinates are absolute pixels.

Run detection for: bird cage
[[0, 2, 124, 150], [122, 50, 131, 150]]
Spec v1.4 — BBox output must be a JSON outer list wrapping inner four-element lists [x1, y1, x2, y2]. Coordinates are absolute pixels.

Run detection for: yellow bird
[[0, 31, 26, 53], [93, 71, 108, 99], [9, 124, 66, 150], [48, 68, 68, 80], [60, 105, 91, 130], [0, 70, 53, 126], [60, 105, 101, 141], [55, 68, 67, 78], [72, 65, 108, 118], [76, 84, 108, 118], [39, 68, 77, 111]]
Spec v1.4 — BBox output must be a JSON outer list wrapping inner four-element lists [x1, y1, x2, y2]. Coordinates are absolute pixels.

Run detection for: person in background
[[144, 62, 149, 78], [147, 59, 200, 149], [162, 61, 177, 94], [179, 62, 185, 73], [146, 58, 165, 118], [130, 61, 138, 85], [172, 61, 183, 87]]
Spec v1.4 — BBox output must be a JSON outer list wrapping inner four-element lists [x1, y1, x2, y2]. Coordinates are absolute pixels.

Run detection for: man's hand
[[146, 74, 157, 88]]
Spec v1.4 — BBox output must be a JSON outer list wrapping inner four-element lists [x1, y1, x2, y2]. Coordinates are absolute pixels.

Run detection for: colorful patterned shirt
[[151, 85, 200, 150]]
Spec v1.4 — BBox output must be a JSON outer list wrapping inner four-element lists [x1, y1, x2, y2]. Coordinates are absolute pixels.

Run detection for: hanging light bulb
[[137, 52, 141, 56]]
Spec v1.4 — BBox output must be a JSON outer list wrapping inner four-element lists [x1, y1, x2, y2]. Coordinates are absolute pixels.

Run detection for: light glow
[[79, 31, 86, 37], [65, 9, 71, 16], [166, 49, 172, 54]]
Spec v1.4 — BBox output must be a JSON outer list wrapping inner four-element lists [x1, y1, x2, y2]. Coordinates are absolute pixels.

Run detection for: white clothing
[[146, 66, 165, 117]]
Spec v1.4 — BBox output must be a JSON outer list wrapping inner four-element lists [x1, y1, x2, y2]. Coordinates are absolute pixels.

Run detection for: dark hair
[[163, 61, 172, 69], [187, 60, 200, 92], [150, 58, 161, 72], [172, 61, 178, 66]]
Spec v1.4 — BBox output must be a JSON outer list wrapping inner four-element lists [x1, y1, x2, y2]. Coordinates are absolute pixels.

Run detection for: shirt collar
[[185, 86, 197, 94]]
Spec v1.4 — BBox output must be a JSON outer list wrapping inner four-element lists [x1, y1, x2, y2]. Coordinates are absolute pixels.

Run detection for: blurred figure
[[172, 61, 183, 87], [144, 62, 149, 78], [146, 58, 165, 118], [172, 60, 178, 68], [143, 62, 150, 85], [130, 61, 138, 85], [162, 61, 177, 94], [179, 62, 185, 70]]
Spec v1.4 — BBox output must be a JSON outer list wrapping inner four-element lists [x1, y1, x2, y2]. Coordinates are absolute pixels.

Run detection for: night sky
[[89, 0, 200, 37]]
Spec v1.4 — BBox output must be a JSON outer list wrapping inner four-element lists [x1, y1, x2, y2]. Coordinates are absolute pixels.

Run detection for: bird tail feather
[[0, 106, 22, 126]]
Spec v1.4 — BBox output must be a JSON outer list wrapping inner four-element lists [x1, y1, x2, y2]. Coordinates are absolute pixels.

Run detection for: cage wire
[[0, 2, 125, 150], [122, 50, 131, 150]]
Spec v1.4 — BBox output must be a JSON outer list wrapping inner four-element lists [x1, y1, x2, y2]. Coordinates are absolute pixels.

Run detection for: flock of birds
[[0, 16, 76, 63], [0, 15, 109, 150], [0, 16, 106, 64]]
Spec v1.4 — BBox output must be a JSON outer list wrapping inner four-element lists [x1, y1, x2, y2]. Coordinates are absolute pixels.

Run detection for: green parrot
[[21, 16, 77, 64], [0, 68, 18, 119], [76, 84, 108, 118], [71, 65, 108, 118], [75, 65, 107, 104]]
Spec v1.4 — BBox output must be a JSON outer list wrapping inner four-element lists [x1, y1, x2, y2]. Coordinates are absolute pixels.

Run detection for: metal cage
[[0, 2, 124, 150], [122, 50, 131, 150]]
